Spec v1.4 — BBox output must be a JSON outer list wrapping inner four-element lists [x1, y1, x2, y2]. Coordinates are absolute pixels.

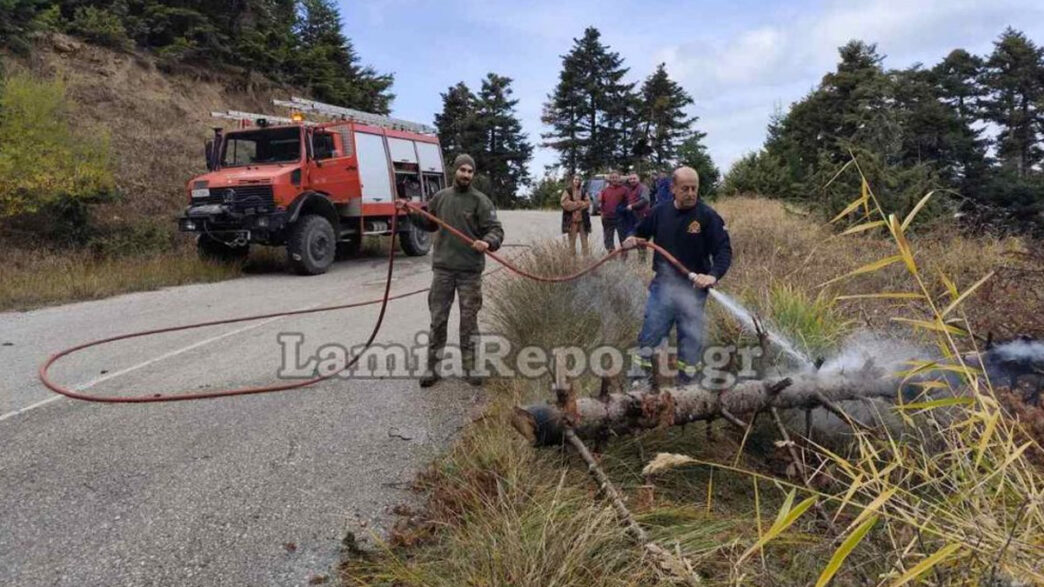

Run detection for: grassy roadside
[[341, 196, 1044, 586], [0, 235, 398, 312], [0, 243, 286, 312]]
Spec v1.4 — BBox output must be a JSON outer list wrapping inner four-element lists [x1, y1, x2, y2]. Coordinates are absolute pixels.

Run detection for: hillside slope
[[4, 33, 300, 222]]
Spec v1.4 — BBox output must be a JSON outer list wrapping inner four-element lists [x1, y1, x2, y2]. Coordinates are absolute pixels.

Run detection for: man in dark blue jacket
[[623, 166, 732, 385], [653, 171, 673, 206]]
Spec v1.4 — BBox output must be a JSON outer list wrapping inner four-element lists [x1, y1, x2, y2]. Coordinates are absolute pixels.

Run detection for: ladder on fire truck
[[273, 96, 437, 135], [211, 99, 436, 136]]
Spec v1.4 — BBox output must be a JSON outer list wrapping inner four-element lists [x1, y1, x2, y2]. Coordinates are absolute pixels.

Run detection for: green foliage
[[543, 29, 716, 179], [434, 74, 533, 207], [0, 0, 52, 53], [722, 151, 795, 198], [528, 173, 566, 209], [67, 5, 131, 49], [638, 63, 694, 168], [30, 4, 62, 31], [745, 31, 1044, 234], [475, 73, 533, 207], [434, 81, 480, 165], [766, 283, 851, 357], [287, 0, 394, 114], [981, 28, 1044, 177], [1, 0, 395, 115], [0, 72, 116, 237], [677, 131, 719, 198], [541, 27, 638, 174]]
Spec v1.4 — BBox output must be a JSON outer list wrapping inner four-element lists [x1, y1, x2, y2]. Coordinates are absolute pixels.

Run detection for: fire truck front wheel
[[287, 214, 336, 275]]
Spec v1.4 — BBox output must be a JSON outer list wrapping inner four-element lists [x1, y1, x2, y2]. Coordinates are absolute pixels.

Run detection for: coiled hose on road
[[38, 202, 698, 403]]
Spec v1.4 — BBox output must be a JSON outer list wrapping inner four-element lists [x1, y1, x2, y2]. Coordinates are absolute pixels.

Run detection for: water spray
[[706, 288, 815, 369]]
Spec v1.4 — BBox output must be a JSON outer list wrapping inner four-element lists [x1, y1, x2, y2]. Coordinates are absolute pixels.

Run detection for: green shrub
[[31, 4, 63, 32], [0, 71, 117, 239], [0, 0, 50, 53], [722, 151, 795, 199], [67, 6, 131, 50], [87, 219, 176, 258]]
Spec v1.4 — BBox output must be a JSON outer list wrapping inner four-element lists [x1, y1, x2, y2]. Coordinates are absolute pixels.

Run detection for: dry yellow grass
[[0, 244, 299, 312], [713, 196, 1040, 341]]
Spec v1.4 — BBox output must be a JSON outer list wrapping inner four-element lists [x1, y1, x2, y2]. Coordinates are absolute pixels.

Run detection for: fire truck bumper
[[178, 205, 288, 241]]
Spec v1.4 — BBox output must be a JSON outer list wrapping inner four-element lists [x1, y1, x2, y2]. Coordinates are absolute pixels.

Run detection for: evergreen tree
[[676, 132, 719, 199], [434, 81, 482, 166], [291, 0, 393, 114], [637, 63, 694, 169], [933, 48, 985, 123], [542, 27, 636, 175], [474, 73, 532, 208], [25, 0, 395, 115], [0, 0, 53, 53], [981, 28, 1044, 177]]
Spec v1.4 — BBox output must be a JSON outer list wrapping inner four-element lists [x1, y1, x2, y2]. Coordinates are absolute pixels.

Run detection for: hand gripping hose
[[38, 202, 699, 403]]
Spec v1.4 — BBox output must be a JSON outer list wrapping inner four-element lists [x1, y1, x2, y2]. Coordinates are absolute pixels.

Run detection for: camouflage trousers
[[427, 268, 483, 370]]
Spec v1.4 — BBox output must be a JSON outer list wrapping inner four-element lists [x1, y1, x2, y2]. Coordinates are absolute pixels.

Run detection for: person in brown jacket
[[560, 175, 591, 255]]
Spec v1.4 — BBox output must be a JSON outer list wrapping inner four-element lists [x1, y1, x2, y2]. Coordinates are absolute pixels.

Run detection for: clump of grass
[[767, 283, 853, 358]]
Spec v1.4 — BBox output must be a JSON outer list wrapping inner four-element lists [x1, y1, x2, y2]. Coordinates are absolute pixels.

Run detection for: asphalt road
[[0, 210, 587, 586]]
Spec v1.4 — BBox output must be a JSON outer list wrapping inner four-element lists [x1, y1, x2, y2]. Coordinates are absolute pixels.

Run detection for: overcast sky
[[340, 0, 1044, 179]]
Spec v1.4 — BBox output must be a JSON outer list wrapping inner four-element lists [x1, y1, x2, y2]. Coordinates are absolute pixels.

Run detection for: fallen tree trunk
[[512, 373, 901, 446]]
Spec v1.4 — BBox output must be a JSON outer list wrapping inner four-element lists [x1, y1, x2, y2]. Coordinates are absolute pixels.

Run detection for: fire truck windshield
[[221, 127, 302, 167]]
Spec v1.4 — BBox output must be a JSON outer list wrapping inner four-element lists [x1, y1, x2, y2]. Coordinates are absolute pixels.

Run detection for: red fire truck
[[177, 97, 443, 275]]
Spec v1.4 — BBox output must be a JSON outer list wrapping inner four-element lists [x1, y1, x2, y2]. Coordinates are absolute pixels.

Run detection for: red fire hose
[[38, 202, 697, 403]]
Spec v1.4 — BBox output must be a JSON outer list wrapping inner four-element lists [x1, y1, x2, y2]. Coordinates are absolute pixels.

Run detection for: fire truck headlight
[[183, 220, 197, 231], [191, 188, 210, 199]]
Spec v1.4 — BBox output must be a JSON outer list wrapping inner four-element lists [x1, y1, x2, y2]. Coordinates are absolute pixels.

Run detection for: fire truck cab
[[178, 98, 444, 275]]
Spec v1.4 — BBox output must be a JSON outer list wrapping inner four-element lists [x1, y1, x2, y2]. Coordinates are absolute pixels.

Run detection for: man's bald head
[[671, 166, 701, 209]]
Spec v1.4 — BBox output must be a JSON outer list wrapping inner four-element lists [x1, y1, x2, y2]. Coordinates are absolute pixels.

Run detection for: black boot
[[420, 357, 440, 388]]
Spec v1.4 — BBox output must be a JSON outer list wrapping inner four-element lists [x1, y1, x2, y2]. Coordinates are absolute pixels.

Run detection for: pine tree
[[637, 63, 694, 169], [434, 81, 482, 167], [474, 73, 532, 208], [542, 27, 636, 175], [981, 28, 1044, 177], [291, 0, 394, 114], [676, 132, 719, 198], [933, 49, 985, 123]]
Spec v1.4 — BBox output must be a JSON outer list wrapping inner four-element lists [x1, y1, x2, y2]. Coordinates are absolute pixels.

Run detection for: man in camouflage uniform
[[403, 154, 504, 387]]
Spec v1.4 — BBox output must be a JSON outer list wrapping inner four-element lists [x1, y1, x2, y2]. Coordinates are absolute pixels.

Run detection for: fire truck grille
[[198, 185, 275, 210]]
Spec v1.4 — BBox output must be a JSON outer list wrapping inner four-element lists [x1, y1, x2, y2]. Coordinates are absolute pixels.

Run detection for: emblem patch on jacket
[[687, 220, 702, 234]]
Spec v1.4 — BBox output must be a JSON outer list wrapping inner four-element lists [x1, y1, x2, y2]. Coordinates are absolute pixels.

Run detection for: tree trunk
[[512, 373, 900, 446]]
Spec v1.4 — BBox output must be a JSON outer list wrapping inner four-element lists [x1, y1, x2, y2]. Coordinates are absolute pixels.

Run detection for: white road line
[[0, 302, 325, 423]]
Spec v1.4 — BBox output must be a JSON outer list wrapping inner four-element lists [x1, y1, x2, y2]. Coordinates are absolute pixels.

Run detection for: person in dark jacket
[[623, 166, 732, 385], [625, 172, 651, 220], [403, 154, 504, 388], [624, 172, 651, 260], [560, 174, 591, 255], [653, 171, 673, 206]]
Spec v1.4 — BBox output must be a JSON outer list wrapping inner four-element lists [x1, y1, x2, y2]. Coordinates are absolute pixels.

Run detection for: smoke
[[568, 258, 647, 344], [990, 339, 1044, 364], [817, 330, 934, 378]]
